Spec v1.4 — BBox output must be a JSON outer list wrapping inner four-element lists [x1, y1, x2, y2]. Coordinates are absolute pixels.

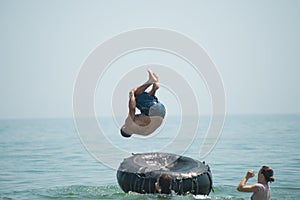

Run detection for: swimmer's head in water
[[156, 173, 172, 194]]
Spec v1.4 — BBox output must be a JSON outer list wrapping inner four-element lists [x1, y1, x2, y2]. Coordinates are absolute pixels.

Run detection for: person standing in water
[[237, 166, 275, 200], [120, 69, 166, 138]]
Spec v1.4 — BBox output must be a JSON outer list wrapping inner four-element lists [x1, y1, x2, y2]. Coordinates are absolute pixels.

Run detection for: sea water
[[0, 115, 299, 199]]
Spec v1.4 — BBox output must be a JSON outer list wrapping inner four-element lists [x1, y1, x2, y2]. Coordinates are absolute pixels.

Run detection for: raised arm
[[237, 170, 259, 192]]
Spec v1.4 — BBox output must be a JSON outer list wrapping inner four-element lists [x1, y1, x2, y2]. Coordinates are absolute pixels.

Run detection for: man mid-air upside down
[[120, 69, 166, 138]]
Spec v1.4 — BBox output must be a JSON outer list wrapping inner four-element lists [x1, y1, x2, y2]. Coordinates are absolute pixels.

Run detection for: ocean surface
[[1, 115, 299, 200]]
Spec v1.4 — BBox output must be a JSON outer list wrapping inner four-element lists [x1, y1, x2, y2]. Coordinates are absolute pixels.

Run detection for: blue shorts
[[135, 92, 166, 118]]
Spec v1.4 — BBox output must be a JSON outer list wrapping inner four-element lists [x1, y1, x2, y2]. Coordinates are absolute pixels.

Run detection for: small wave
[[36, 185, 124, 199], [2, 184, 299, 200], [0, 185, 124, 200]]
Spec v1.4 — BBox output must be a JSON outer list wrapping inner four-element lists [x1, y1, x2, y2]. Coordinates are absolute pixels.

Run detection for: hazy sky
[[1, 0, 300, 119]]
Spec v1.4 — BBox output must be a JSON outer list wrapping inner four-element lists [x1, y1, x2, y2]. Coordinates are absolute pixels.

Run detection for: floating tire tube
[[117, 152, 213, 195]]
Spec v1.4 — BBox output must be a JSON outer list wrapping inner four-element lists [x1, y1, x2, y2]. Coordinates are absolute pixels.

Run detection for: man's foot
[[153, 82, 160, 90], [153, 72, 159, 82], [146, 69, 158, 84]]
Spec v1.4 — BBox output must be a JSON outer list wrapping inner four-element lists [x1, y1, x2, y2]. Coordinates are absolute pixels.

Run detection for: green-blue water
[[1, 115, 299, 199]]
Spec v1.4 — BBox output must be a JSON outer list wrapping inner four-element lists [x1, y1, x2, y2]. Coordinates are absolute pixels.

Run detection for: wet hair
[[260, 166, 275, 183], [157, 173, 172, 194]]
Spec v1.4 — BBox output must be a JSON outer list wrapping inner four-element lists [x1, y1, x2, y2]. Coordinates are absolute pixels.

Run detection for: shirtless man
[[120, 69, 166, 138]]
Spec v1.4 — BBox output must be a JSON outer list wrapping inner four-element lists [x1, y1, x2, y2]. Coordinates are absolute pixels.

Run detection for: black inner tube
[[117, 152, 213, 195]]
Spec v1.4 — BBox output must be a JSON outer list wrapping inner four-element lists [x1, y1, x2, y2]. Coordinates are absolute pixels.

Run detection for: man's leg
[[148, 82, 159, 96], [134, 69, 157, 97]]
